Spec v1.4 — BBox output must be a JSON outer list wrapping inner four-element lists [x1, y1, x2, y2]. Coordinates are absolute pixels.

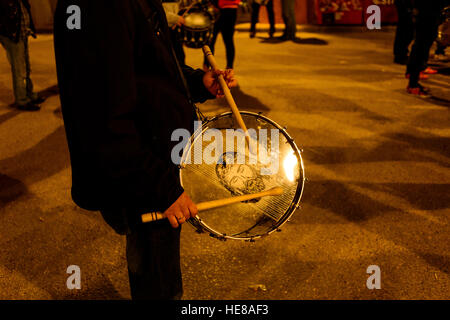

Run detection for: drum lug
[[246, 238, 256, 243]]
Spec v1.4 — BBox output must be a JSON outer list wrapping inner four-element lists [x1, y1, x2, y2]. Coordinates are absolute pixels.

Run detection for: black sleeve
[[55, 0, 183, 213], [181, 65, 216, 103]]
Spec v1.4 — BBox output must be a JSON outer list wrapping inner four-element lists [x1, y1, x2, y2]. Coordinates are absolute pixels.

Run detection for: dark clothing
[[54, 0, 214, 299], [170, 28, 186, 65], [208, 8, 238, 69], [0, 0, 35, 43], [281, 0, 296, 40], [126, 218, 182, 300], [54, 0, 213, 219], [250, 0, 275, 35], [407, 1, 443, 86], [393, 0, 414, 61]]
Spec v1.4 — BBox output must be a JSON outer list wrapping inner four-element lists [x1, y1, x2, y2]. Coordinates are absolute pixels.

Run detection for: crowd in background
[[394, 0, 449, 97], [1, 0, 450, 110]]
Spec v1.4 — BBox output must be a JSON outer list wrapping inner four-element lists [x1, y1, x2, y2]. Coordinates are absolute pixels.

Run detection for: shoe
[[275, 34, 288, 41], [394, 56, 408, 65], [32, 96, 46, 104], [423, 67, 437, 74], [407, 84, 430, 97], [250, 31, 255, 38], [17, 102, 41, 111], [405, 72, 429, 80]]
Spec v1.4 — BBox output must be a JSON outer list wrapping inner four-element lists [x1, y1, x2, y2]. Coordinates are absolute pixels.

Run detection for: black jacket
[[54, 0, 214, 218], [0, 0, 35, 42]]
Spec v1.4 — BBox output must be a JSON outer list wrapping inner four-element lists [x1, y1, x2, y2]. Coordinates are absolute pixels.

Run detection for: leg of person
[[267, 0, 276, 37], [0, 35, 34, 107], [406, 5, 440, 95], [280, 0, 289, 39], [126, 219, 183, 300], [204, 12, 222, 68], [286, 0, 296, 40], [250, 2, 260, 37], [221, 9, 238, 69], [393, 0, 415, 64], [24, 37, 39, 102]]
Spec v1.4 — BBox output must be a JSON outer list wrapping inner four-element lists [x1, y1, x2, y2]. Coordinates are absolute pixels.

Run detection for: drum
[[437, 6, 450, 47], [179, 111, 305, 241], [177, 4, 214, 49]]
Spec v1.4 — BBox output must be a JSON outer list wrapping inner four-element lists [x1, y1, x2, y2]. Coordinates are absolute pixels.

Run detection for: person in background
[[406, 0, 446, 96], [206, 0, 241, 69], [278, 0, 296, 41], [0, 0, 44, 111], [250, 0, 275, 39], [393, 0, 414, 65], [162, 0, 186, 64]]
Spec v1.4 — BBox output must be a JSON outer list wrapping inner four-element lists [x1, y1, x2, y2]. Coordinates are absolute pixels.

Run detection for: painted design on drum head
[[215, 152, 266, 202]]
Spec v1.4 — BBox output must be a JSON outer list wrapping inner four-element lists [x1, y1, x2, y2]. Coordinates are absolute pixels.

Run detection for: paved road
[[0, 25, 449, 300]]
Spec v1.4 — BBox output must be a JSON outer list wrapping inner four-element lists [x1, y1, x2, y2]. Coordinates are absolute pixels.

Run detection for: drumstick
[[202, 45, 255, 153], [141, 187, 283, 223]]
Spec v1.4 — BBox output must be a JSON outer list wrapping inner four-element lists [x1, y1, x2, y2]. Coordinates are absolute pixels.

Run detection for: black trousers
[[281, 0, 296, 40], [406, 3, 441, 86], [250, 0, 275, 34], [100, 208, 182, 300], [208, 8, 238, 69], [393, 0, 414, 60]]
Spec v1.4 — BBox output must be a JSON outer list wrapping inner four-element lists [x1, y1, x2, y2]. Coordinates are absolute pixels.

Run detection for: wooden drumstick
[[141, 187, 283, 223], [202, 45, 255, 152]]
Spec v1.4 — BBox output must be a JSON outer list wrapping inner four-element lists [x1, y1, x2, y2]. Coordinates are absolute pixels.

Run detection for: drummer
[[54, 0, 237, 300]]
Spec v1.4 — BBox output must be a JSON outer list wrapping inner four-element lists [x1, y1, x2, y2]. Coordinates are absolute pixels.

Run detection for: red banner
[[315, 0, 397, 25]]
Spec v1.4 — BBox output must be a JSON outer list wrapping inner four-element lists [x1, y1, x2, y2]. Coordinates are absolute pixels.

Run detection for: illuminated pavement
[[0, 25, 449, 299]]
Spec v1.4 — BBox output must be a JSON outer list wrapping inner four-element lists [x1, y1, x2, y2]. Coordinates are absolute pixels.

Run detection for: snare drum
[[179, 111, 305, 241], [177, 4, 214, 48]]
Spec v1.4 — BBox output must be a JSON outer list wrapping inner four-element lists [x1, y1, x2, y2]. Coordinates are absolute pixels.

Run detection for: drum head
[[184, 11, 212, 30], [178, 6, 213, 49], [180, 112, 305, 240]]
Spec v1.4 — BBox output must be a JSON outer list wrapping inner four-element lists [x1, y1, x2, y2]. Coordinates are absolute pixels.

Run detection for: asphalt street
[[0, 24, 449, 300]]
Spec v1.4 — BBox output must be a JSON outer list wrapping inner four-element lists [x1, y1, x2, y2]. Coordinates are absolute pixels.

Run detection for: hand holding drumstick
[[142, 187, 284, 225], [203, 69, 237, 98]]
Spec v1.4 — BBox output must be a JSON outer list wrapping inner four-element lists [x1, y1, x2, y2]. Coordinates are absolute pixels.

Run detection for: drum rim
[[180, 111, 306, 241]]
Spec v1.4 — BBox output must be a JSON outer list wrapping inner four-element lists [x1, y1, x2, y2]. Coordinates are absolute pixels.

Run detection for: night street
[[0, 24, 449, 300]]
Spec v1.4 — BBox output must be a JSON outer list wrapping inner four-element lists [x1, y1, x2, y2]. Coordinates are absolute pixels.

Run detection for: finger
[[177, 215, 186, 224], [188, 203, 198, 218], [225, 69, 234, 78], [167, 215, 179, 228], [181, 205, 190, 220]]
